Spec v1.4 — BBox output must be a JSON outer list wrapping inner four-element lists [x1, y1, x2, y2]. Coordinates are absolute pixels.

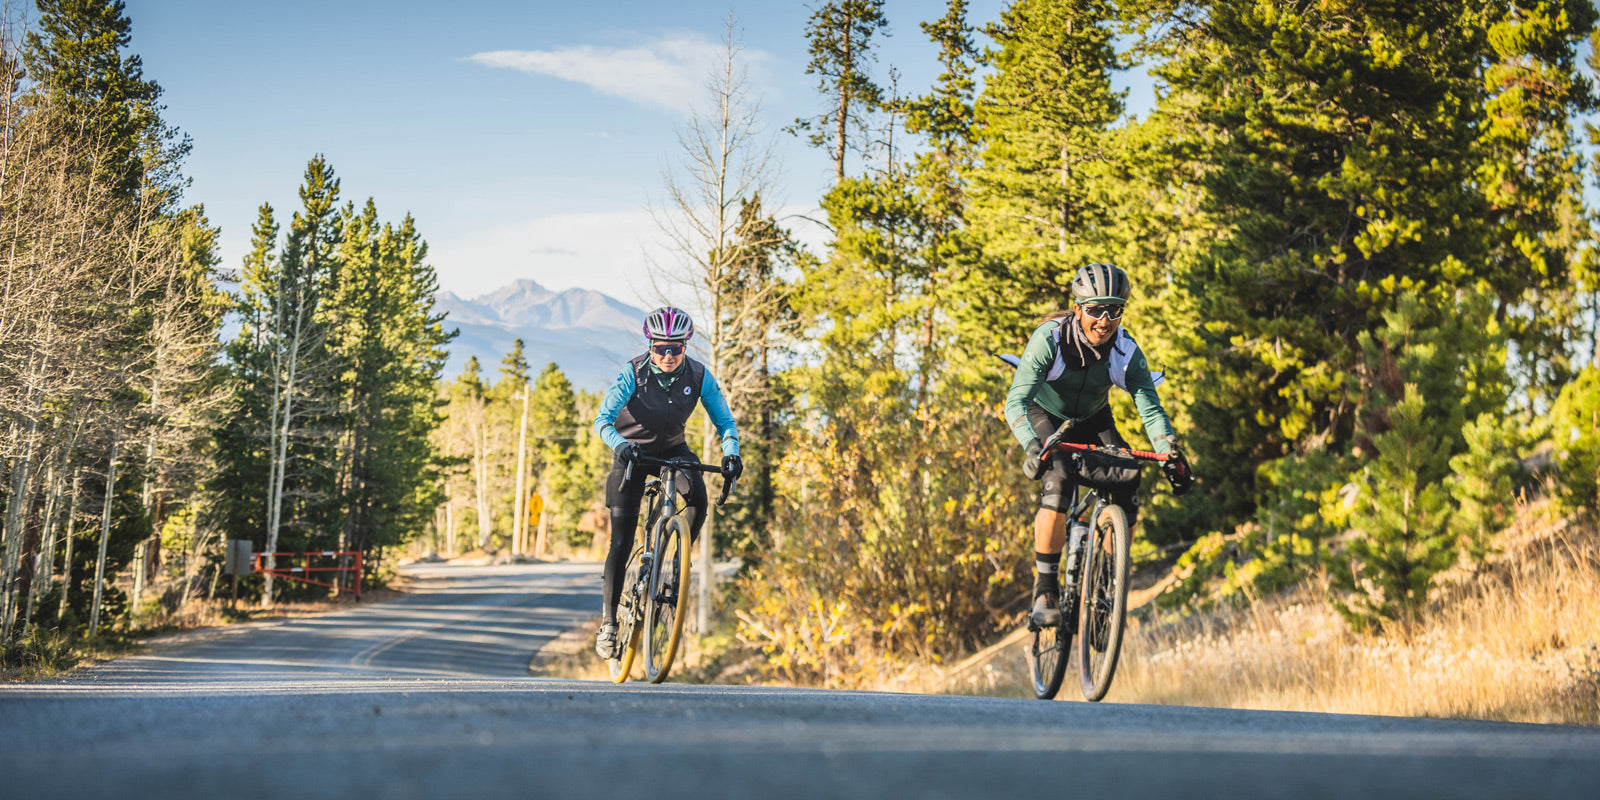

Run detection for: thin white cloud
[[468, 33, 771, 112]]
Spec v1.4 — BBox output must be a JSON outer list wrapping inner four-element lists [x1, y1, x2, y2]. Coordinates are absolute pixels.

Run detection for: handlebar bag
[[1075, 449, 1142, 491]]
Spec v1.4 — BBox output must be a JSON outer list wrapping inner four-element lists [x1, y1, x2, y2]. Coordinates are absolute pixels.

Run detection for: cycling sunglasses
[[1080, 303, 1126, 321], [651, 343, 686, 356]]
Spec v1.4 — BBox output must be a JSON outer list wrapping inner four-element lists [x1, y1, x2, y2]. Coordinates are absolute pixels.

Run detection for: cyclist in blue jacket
[[591, 306, 741, 659]]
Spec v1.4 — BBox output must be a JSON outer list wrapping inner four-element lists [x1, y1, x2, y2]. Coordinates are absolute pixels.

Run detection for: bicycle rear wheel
[[1026, 610, 1070, 700], [1077, 502, 1131, 701], [608, 546, 645, 683], [643, 512, 693, 683]]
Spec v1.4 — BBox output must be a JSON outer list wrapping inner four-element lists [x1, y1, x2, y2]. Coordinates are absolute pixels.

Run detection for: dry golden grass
[[1110, 506, 1600, 724]]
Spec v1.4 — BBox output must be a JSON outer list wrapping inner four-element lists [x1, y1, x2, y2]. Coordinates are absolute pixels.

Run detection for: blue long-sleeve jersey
[[593, 361, 740, 457]]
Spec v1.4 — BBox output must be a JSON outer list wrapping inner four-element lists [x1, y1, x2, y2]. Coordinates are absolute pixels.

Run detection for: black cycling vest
[[613, 354, 705, 452]]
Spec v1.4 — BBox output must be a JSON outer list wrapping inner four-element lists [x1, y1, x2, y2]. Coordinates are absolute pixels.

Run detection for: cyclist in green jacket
[[1005, 262, 1193, 628]]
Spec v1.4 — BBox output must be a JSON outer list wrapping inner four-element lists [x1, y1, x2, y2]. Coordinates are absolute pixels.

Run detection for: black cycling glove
[[1161, 437, 1194, 496], [616, 441, 639, 465], [1022, 439, 1047, 481], [722, 454, 743, 480]]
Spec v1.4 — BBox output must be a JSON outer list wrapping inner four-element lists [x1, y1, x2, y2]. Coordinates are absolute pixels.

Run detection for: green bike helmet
[[1070, 262, 1131, 305]]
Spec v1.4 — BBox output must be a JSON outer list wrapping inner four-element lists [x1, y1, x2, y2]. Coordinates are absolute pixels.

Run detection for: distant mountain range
[[437, 279, 648, 391]]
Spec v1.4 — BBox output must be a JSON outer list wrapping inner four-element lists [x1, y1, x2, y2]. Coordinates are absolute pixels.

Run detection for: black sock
[[1035, 551, 1061, 580]]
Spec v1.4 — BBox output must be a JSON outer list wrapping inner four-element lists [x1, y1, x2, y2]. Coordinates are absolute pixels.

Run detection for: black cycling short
[[604, 441, 708, 514], [1026, 404, 1133, 513]]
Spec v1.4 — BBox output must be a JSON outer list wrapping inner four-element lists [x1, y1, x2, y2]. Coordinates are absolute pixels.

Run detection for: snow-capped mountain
[[437, 279, 647, 391]]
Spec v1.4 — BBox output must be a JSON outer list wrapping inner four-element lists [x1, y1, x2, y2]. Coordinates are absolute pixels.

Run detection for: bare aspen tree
[[89, 441, 118, 637], [0, 0, 228, 639], [57, 469, 81, 621], [651, 16, 789, 635], [472, 394, 493, 551]]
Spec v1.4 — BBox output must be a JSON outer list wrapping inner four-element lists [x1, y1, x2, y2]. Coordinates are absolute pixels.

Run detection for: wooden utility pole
[[512, 382, 530, 556]]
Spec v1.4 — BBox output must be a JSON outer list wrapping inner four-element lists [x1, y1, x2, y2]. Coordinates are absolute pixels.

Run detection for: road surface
[[2, 562, 1596, 799]]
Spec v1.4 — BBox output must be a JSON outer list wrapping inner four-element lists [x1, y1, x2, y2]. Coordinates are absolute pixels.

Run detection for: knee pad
[[1039, 458, 1074, 512], [1039, 477, 1072, 513]]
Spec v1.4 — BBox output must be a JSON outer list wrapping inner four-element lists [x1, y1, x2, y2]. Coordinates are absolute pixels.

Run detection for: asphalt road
[[3, 562, 1597, 800]]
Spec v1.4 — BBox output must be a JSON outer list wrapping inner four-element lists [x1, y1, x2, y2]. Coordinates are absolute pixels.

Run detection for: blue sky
[[119, 1, 1153, 308]]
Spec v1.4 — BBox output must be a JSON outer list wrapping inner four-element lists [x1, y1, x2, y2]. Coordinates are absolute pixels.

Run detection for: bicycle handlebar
[[1048, 440, 1169, 463], [1039, 418, 1171, 463], [624, 454, 739, 505]]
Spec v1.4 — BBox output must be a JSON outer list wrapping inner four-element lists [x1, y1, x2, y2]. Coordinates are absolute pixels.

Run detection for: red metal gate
[[253, 551, 363, 597]]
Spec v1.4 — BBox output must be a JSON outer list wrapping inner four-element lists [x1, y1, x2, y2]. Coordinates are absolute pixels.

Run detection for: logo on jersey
[[683, 385, 691, 395]]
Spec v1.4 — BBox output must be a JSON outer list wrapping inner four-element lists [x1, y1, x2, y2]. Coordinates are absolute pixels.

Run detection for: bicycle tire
[[644, 512, 692, 683], [608, 545, 646, 683], [1026, 612, 1070, 699], [1077, 502, 1131, 701]]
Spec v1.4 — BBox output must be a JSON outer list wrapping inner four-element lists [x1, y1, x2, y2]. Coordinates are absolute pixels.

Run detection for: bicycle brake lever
[[1042, 418, 1075, 453]]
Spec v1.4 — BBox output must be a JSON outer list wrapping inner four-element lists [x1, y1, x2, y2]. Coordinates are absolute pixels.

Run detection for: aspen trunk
[[57, 470, 81, 621], [445, 485, 457, 556], [1, 412, 41, 642], [264, 291, 308, 607], [90, 441, 118, 637], [473, 405, 491, 550], [24, 456, 64, 631]]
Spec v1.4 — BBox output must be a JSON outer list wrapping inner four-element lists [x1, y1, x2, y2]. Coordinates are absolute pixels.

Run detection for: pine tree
[[212, 204, 279, 556], [1122, 0, 1550, 539], [1336, 384, 1458, 632], [903, 0, 988, 392], [1447, 412, 1526, 569], [321, 198, 452, 568], [792, 0, 890, 182], [21, 0, 164, 200], [528, 364, 582, 550], [450, 357, 494, 551], [963, 0, 1123, 352], [1332, 290, 1508, 630], [1474, 0, 1598, 402]]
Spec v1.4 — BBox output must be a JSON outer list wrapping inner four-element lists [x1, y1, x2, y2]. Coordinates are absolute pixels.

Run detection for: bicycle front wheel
[[1077, 503, 1131, 701], [643, 512, 693, 683], [609, 546, 645, 683], [1026, 615, 1070, 700]]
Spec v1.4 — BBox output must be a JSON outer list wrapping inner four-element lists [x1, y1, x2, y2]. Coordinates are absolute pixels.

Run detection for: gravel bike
[[1026, 419, 1173, 702], [609, 454, 736, 684]]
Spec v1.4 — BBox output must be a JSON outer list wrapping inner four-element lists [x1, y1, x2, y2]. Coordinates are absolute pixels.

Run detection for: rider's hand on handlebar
[[616, 441, 639, 465], [1160, 436, 1194, 496], [722, 454, 743, 480], [1022, 438, 1047, 481]]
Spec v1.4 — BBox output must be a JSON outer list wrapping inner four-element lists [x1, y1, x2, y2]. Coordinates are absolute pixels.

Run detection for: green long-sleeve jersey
[[1004, 320, 1177, 453]]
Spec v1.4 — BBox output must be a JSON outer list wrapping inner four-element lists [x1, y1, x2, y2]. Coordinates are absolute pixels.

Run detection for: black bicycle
[[609, 454, 736, 684], [1026, 420, 1171, 702]]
